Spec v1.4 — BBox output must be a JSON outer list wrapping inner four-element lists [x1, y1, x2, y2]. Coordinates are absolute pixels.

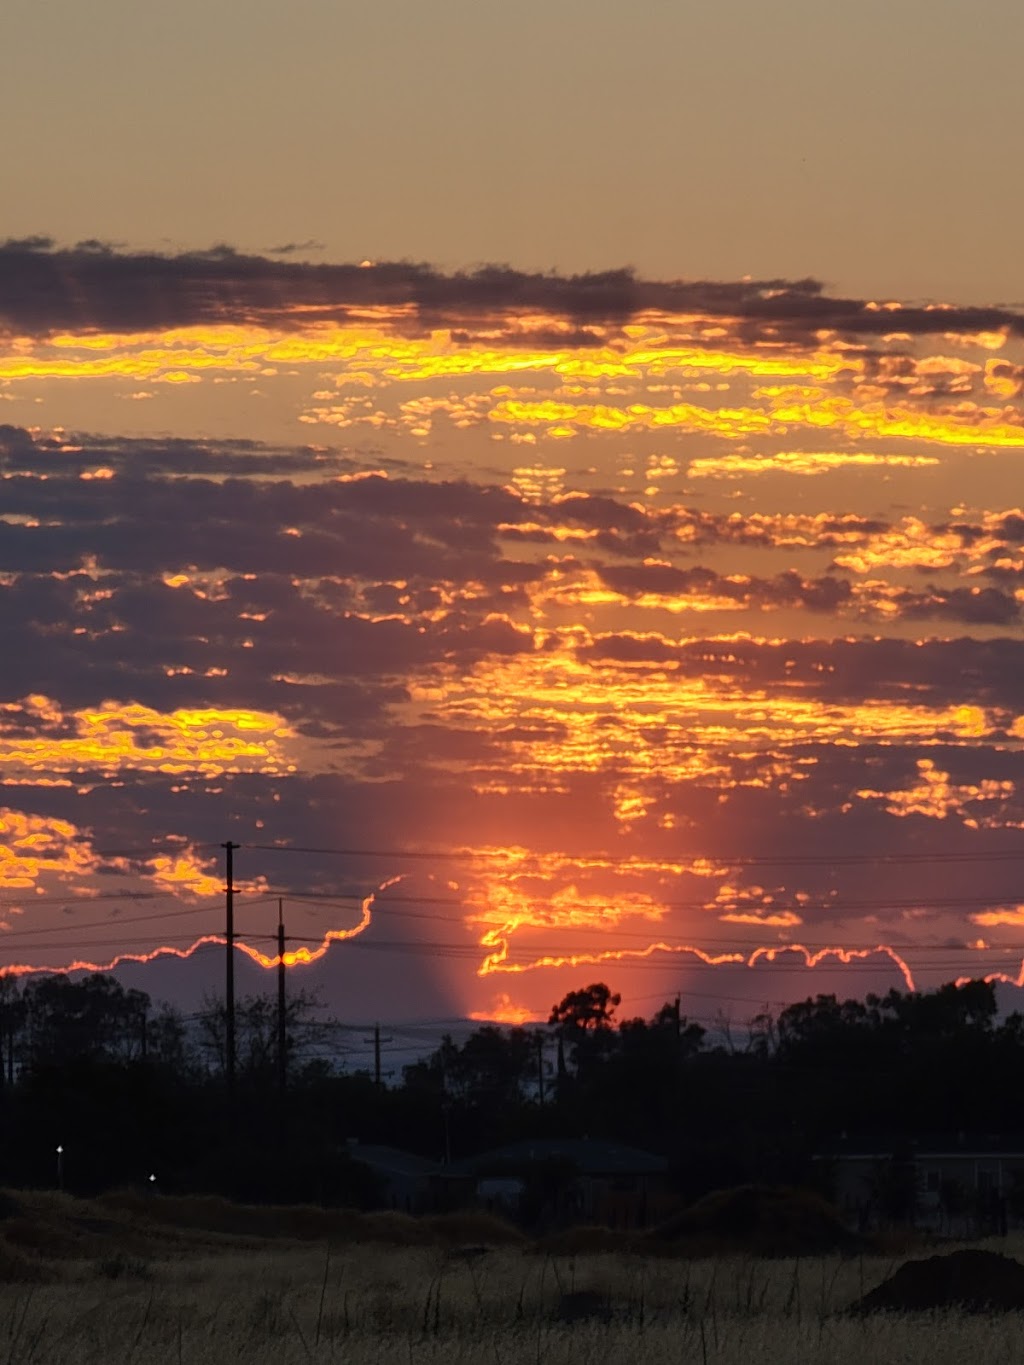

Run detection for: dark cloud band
[[2, 241, 1022, 342]]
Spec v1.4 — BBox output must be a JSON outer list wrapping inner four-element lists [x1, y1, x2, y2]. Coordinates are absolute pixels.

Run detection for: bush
[[96, 1251, 153, 1281]]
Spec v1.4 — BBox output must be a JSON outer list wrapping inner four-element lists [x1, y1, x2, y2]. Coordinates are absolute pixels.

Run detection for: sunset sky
[[2, 0, 1023, 1027]]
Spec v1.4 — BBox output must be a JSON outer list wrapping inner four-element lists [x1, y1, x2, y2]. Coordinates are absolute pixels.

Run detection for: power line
[[276, 889, 1024, 923], [0, 933, 278, 953], [2, 890, 175, 907], [1, 919, 1018, 972], [0, 904, 223, 940], [247, 842, 1024, 867], [272, 932, 1024, 971], [1, 885, 1018, 948], [276, 923, 1024, 954]]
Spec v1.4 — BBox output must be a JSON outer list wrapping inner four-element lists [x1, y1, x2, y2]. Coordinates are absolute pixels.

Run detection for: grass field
[[0, 1191, 1022, 1363]]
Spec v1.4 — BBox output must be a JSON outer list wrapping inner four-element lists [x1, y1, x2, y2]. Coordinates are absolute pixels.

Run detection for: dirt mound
[[534, 1225, 630, 1257], [648, 1185, 861, 1257], [851, 1249, 1024, 1314], [422, 1210, 524, 1248], [0, 1191, 247, 1261], [99, 1190, 342, 1242], [100, 1191, 523, 1249], [0, 1190, 523, 1265]]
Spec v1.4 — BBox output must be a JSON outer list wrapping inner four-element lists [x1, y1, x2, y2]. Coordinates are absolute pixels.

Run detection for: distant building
[[441, 1137, 673, 1229], [816, 1133, 1024, 1235], [345, 1142, 438, 1214]]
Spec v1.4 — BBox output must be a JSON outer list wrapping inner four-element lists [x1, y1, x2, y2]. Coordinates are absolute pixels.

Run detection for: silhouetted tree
[[549, 983, 621, 1033], [144, 1003, 197, 1076], [22, 973, 149, 1068], [0, 970, 1020, 1208], [196, 989, 324, 1083], [0, 975, 26, 1084], [438, 1026, 536, 1107], [549, 982, 620, 1081]]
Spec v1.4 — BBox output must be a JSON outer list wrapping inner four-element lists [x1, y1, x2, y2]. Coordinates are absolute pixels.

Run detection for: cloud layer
[[5, 240, 1024, 342], [1, 245, 1023, 1020]]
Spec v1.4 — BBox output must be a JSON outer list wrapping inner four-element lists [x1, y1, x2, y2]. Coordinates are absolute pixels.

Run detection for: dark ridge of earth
[[850, 1249, 1024, 1314]]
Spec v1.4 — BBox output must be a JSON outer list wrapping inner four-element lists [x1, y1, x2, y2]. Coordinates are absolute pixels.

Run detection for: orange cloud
[[469, 994, 540, 1025], [487, 397, 774, 439], [971, 905, 1024, 928], [0, 697, 296, 779], [856, 757, 1014, 825], [0, 809, 96, 890], [149, 850, 223, 900], [764, 389, 1024, 448], [687, 451, 939, 479], [831, 517, 965, 572], [422, 640, 1003, 800]]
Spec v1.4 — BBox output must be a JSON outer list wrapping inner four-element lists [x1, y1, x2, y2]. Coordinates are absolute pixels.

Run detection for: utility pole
[[223, 841, 239, 1123], [674, 995, 682, 1044], [363, 1023, 391, 1087], [277, 901, 287, 1152], [0, 978, 9, 1091], [536, 1032, 545, 1106]]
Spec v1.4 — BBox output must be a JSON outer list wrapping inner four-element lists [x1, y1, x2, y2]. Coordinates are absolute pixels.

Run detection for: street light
[[56, 1145, 64, 1192]]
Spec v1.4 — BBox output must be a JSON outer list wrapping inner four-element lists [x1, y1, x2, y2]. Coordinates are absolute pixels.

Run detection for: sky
[[1, 0, 1023, 1029]]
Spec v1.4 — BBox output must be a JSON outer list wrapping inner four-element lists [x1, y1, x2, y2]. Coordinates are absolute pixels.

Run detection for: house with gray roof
[[345, 1142, 439, 1214], [442, 1137, 673, 1229]]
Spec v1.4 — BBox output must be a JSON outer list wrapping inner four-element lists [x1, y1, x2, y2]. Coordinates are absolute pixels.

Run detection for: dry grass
[[0, 1191, 1022, 1361]]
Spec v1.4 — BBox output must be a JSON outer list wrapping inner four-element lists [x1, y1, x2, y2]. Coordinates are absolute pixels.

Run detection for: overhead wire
[[0, 934, 278, 953], [274, 891, 1024, 937], [273, 932, 1024, 974], [247, 841, 1024, 867], [3, 837, 1021, 1018], [4, 899, 1018, 965]]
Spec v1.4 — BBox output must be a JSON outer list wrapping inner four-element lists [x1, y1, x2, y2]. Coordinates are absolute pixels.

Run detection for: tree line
[[0, 972, 1016, 1205]]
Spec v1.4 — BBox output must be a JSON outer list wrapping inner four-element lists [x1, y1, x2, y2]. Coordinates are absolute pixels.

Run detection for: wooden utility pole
[[536, 1032, 545, 1106], [277, 902, 287, 1108], [223, 841, 239, 1121], [363, 1023, 391, 1087]]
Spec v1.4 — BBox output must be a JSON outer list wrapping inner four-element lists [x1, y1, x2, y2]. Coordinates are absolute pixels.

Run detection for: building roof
[[345, 1143, 439, 1176], [816, 1133, 1024, 1160], [447, 1137, 669, 1178]]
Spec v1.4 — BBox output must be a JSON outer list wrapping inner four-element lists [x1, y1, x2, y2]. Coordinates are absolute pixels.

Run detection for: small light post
[[148, 1173, 157, 1194], [56, 1144, 64, 1192]]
